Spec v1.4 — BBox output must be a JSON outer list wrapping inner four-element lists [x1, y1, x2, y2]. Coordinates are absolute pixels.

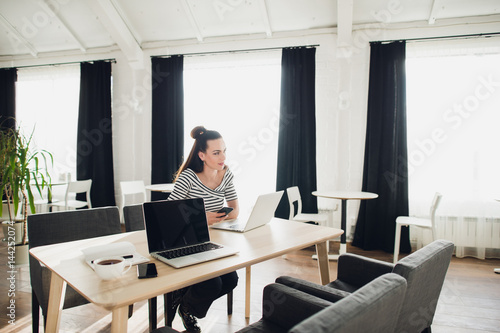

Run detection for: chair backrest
[[66, 179, 92, 194], [286, 186, 302, 219], [120, 181, 147, 204], [123, 203, 145, 232], [392, 239, 454, 333], [28, 207, 121, 315], [289, 273, 407, 333], [65, 179, 92, 209], [120, 181, 147, 221]]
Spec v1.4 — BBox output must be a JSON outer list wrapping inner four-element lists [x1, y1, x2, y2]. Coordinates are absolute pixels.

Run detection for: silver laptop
[[142, 198, 239, 268], [210, 191, 284, 232]]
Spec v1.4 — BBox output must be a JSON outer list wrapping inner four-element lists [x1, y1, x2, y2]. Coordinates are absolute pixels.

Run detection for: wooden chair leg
[[227, 290, 233, 315], [148, 297, 157, 331]]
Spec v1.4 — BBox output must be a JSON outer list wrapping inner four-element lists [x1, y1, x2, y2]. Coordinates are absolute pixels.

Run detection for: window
[[16, 65, 80, 187], [183, 51, 281, 209], [406, 40, 500, 217]]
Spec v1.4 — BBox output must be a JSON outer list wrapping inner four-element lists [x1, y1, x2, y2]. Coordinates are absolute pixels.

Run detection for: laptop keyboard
[[157, 243, 222, 259]]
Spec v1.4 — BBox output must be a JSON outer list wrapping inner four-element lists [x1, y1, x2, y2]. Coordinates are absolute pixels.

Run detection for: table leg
[[45, 272, 67, 333], [312, 200, 346, 261], [111, 306, 129, 333], [315, 241, 331, 284], [339, 199, 347, 255], [245, 266, 251, 318]]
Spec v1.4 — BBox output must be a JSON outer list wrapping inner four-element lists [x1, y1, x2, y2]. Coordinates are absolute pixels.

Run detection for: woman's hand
[[206, 211, 229, 225]]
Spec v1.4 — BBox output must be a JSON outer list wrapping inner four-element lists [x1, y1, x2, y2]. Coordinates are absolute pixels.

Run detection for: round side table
[[312, 191, 378, 260]]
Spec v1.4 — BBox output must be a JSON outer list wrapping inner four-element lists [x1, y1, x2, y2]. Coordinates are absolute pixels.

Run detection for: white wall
[[2, 16, 499, 224]]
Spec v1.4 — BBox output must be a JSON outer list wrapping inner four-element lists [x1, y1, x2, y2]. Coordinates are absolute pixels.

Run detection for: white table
[[312, 190, 378, 260], [145, 183, 174, 193]]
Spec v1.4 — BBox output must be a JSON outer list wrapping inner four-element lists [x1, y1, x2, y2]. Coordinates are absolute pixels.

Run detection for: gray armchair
[[28, 206, 122, 333], [236, 273, 407, 333], [277, 239, 454, 333]]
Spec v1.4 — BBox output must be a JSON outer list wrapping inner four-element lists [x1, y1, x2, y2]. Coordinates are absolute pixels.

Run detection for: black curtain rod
[[152, 44, 319, 58], [373, 32, 500, 44], [6, 58, 116, 70]]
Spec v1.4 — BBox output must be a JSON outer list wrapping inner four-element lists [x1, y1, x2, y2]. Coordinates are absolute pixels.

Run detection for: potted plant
[[1, 123, 52, 265]]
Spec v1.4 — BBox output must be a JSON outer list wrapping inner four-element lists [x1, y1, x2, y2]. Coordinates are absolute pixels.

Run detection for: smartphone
[[137, 263, 158, 279], [217, 207, 233, 216]]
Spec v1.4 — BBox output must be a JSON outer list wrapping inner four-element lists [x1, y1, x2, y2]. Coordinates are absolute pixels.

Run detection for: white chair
[[120, 181, 147, 222], [287, 186, 328, 225], [393, 192, 442, 264], [287, 186, 331, 256], [51, 180, 92, 211]]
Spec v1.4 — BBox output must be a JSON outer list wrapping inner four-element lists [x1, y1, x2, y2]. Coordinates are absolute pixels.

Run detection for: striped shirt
[[167, 168, 238, 212]]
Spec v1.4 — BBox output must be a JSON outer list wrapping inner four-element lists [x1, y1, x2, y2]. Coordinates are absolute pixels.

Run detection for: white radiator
[[411, 216, 500, 259]]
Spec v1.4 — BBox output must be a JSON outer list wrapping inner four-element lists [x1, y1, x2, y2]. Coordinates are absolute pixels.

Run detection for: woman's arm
[[206, 199, 239, 225], [226, 199, 239, 220]]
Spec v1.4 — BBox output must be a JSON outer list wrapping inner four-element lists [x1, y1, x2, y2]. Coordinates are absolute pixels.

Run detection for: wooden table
[[145, 183, 174, 193], [30, 218, 342, 333], [312, 191, 378, 260]]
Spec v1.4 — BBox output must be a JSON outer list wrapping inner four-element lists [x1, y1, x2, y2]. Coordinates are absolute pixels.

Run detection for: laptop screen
[[142, 198, 210, 253]]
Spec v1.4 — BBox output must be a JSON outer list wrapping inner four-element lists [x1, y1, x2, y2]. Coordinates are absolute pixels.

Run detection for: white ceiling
[[0, 0, 499, 60]]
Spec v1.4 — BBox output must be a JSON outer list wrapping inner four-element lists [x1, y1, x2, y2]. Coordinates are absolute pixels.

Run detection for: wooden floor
[[1, 233, 499, 333]]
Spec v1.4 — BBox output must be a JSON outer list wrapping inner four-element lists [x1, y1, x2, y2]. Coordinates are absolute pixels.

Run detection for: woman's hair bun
[[191, 126, 207, 139]]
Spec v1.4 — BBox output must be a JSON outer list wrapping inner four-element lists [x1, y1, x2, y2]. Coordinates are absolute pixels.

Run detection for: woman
[[167, 125, 239, 333]]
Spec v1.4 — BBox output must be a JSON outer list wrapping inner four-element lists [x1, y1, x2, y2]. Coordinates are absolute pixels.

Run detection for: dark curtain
[[275, 47, 318, 219], [352, 41, 410, 253], [0, 68, 17, 129], [76, 61, 115, 207], [151, 56, 184, 201]]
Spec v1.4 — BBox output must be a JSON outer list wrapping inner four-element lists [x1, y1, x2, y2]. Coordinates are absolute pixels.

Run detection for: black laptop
[[142, 198, 239, 268]]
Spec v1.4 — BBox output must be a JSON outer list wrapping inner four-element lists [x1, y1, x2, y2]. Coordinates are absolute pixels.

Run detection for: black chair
[[276, 239, 454, 333], [124, 203, 159, 331], [28, 207, 123, 333], [123, 203, 146, 232], [123, 204, 234, 330]]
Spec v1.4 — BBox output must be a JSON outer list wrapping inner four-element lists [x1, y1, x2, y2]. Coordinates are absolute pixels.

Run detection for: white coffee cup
[[94, 256, 132, 280]]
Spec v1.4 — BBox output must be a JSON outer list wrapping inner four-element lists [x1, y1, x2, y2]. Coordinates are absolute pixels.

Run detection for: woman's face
[[199, 138, 226, 171]]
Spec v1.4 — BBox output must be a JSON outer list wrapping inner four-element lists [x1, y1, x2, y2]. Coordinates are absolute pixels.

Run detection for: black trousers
[[181, 271, 238, 318]]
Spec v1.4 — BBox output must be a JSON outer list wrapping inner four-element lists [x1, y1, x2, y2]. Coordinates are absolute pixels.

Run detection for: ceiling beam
[[0, 13, 38, 57], [259, 0, 272, 37], [428, 0, 442, 24], [180, 0, 204, 42], [87, 0, 143, 65], [40, 0, 86, 53], [337, 0, 353, 48]]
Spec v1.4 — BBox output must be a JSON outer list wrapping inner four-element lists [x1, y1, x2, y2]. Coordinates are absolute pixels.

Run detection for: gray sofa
[[237, 273, 407, 333], [152, 273, 407, 333], [277, 239, 454, 333]]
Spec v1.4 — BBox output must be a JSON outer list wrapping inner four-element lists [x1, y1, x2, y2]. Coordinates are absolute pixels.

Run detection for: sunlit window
[[183, 51, 281, 210], [16, 65, 80, 190], [406, 50, 500, 217]]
